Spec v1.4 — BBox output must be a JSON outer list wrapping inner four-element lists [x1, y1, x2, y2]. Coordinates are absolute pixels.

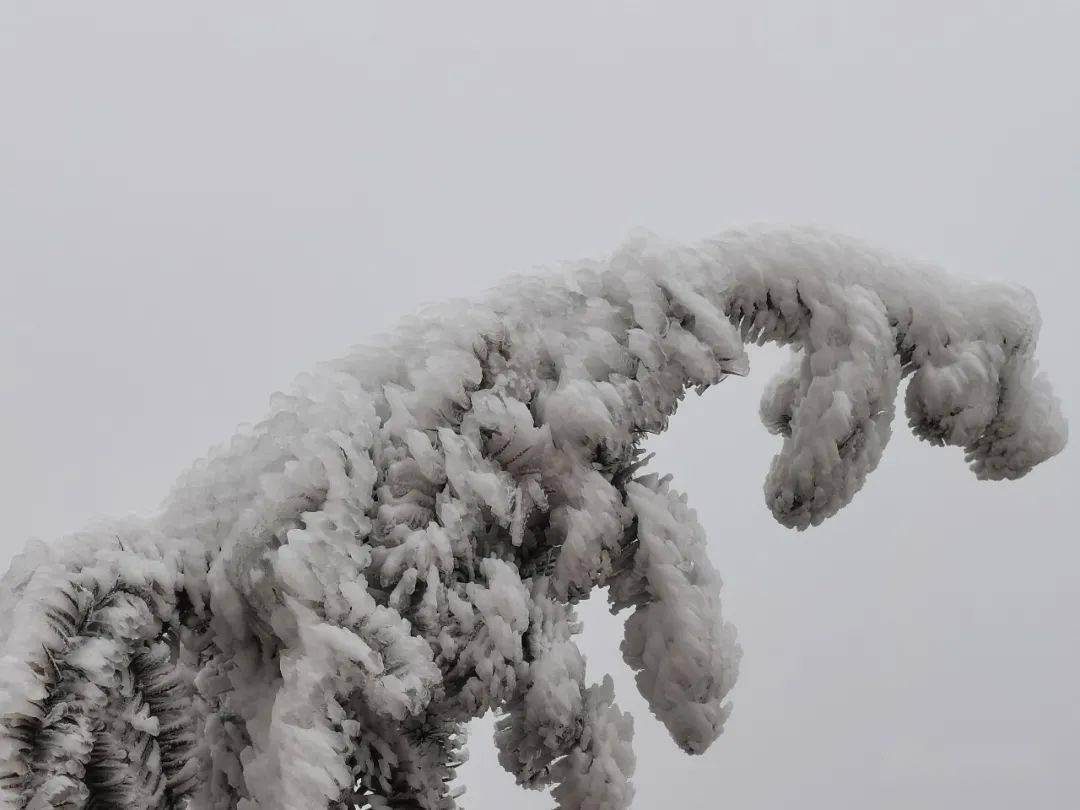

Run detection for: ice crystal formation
[[0, 227, 1066, 809]]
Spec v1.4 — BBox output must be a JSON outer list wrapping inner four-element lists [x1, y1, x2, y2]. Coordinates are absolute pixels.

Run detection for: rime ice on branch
[[0, 227, 1066, 809]]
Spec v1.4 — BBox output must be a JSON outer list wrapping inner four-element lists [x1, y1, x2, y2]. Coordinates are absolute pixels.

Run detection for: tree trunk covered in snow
[[0, 227, 1066, 809]]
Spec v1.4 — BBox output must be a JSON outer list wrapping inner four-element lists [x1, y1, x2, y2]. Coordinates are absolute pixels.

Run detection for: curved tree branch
[[1, 226, 1066, 809]]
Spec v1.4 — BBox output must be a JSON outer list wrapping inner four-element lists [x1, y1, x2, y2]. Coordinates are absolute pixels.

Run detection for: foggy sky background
[[2, 3, 1077, 808]]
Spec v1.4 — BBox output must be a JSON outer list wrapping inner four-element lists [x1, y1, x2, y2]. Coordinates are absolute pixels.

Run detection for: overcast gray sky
[[2, 3, 1077, 808]]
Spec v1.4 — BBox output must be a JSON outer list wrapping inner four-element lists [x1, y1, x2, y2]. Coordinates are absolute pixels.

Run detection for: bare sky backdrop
[[2, 3, 1077, 808]]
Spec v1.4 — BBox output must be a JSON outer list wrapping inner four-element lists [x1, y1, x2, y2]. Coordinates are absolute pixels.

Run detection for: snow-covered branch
[[1, 227, 1065, 809]]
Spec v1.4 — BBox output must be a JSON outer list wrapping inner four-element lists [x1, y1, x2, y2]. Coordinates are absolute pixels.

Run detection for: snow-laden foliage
[[1, 226, 1066, 809]]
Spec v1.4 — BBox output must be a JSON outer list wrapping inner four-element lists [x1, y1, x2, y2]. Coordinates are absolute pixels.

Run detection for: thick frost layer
[[0, 226, 1066, 809]]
